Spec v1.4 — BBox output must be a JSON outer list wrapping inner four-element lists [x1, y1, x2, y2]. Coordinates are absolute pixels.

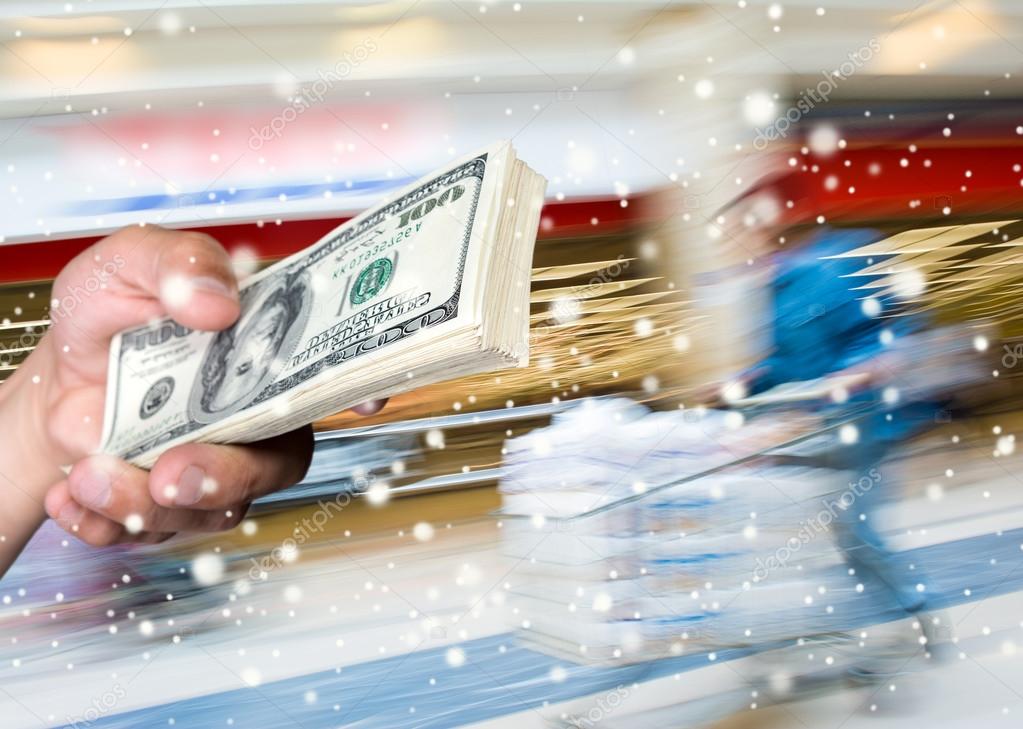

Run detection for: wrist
[[0, 339, 65, 495], [0, 339, 68, 573]]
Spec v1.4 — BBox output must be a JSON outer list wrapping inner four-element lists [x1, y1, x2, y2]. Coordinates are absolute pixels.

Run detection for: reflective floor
[[3, 419, 1023, 728]]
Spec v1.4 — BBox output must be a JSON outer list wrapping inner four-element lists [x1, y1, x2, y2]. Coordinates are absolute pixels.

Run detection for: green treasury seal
[[350, 257, 394, 305]]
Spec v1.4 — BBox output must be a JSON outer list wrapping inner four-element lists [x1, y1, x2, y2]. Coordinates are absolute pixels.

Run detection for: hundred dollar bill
[[101, 142, 546, 467]]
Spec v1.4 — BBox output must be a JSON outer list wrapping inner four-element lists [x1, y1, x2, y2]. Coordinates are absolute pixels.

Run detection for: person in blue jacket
[[725, 227, 945, 652]]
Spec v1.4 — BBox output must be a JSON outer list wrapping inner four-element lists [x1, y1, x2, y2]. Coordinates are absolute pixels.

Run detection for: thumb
[[51, 226, 242, 363], [143, 227, 241, 331]]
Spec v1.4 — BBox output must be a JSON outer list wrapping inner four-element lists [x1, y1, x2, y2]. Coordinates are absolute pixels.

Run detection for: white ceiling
[[2, 0, 1022, 243]]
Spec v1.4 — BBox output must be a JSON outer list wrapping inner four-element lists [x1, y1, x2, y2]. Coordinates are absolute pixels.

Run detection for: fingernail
[[175, 465, 207, 505], [190, 275, 237, 300], [75, 469, 111, 509], [352, 399, 387, 416], [58, 502, 85, 528]]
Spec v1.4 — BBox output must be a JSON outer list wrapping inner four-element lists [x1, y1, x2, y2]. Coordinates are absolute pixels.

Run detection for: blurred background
[[3, 1, 1023, 727]]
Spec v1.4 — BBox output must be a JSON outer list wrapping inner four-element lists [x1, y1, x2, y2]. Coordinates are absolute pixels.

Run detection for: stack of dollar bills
[[100, 142, 547, 468]]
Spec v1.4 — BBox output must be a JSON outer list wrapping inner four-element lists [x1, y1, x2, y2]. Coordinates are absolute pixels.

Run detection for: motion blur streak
[[4, 2, 1023, 728]]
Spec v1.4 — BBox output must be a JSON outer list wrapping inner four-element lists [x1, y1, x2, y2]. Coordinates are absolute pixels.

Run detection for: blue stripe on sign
[[87, 527, 1023, 728], [65, 177, 416, 216]]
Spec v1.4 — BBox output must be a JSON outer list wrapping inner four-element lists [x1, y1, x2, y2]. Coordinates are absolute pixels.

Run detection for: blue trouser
[[823, 415, 927, 614]]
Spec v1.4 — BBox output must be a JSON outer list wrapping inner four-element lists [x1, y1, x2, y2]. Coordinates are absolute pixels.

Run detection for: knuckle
[[242, 462, 265, 499], [100, 227, 138, 250], [80, 527, 118, 547], [176, 231, 225, 260], [138, 505, 164, 530], [104, 226, 155, 262], [111, 224, 155, 241], [100, 482, 154, 525], [159, 232, 234, 287], [222, 451, 263, 499]]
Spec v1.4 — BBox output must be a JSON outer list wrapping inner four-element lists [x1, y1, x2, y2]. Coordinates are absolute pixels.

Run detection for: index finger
[[149, 426, 315, 509]]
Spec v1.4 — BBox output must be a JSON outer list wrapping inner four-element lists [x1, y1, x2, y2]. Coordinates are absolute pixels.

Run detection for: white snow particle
[[445, 647, 466, 667], [839, 425, 859, 445], [191, 553, 225, 586], [241, 667, 262, 687], [366, 481, 391, 506]]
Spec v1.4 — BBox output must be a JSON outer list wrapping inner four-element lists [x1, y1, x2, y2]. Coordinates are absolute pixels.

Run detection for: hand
[[0, 226, 385, 568]]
